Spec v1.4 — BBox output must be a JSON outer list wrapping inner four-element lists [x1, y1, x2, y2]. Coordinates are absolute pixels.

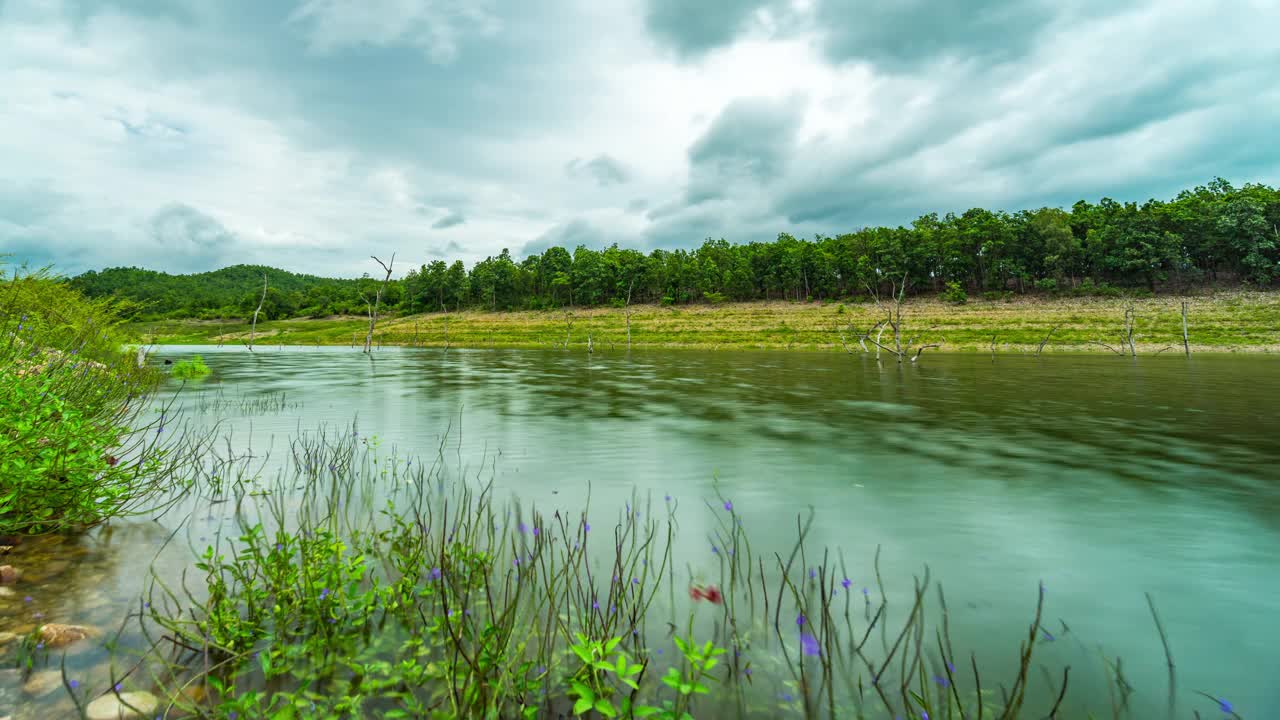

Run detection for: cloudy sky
[[2, 0, 1278, 277]]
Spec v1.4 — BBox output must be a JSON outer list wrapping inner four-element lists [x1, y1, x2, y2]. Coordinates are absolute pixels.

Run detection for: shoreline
[[133, 291, 1280, 354]]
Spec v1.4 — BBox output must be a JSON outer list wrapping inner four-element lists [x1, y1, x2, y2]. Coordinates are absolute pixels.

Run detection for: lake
[[2, 346, 1278, 717]]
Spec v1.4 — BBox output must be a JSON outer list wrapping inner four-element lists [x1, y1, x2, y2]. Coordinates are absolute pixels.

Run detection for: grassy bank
[[135, 291, 1280, 353]]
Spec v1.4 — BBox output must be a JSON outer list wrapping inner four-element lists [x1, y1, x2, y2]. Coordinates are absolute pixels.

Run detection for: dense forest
[[70, 178, 1279, 320]]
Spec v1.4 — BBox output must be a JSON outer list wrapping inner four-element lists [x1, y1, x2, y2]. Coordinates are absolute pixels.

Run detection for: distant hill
[[70, 265, 389, 320]]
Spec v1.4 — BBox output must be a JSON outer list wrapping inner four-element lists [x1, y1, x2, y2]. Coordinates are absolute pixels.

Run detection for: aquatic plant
[[170, 355, 211, 380], [86, 423, 1247, 719]]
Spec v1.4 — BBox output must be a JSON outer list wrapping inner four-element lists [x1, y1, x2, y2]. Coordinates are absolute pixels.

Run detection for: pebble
[[38, 622, 102, 649], [0, 565, 18, 584], [21, 669, 63, 696], [38, 560, 71, 577], [0, 632, 16, 645], [0, 587, 13, 598], [86, 691, 160, 720]]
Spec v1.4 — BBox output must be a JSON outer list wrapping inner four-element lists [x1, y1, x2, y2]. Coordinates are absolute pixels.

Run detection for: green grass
[[135, 291, 1280, 353]]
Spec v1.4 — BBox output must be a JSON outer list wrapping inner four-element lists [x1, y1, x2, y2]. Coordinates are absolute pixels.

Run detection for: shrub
[[171, 355, 211, 380], [982, 290, 1015, 302], [703, 291, 728, 304], [940, 281, 968, 305], [0, 266, 191, 535], [1034, 278, 1058, 292]]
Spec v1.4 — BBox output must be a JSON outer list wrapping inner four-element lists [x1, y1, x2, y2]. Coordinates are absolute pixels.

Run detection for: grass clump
[[170, 355, 211, 380]]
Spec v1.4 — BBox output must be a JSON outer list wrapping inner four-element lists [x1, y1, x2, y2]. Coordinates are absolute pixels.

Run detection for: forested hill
[[71, 178, 1279, 320], [68, 265, 380, 321]]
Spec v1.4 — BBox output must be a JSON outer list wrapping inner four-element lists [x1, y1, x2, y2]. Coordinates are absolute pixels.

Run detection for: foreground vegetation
[[135, 291, 1280, 353], [0, 267, 200, 537], [5, 424, 1236, 719], [72, 178, 1280, 321]]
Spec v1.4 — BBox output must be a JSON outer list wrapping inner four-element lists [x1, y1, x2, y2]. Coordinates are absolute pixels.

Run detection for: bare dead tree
[[1122, 302, 1138, 357], [413, 320, 420, 348], [587, 333, 594, 354], [858, 273, 944, 363], [248, 273, 267, 352], [1181, 301, 1191, 356], [624, 278, 636, 350], [441, 303, 451, 352], [362, 254, 395, 354], [1036, 324, 1062, 356], [990, 333, 998, 363], [562, 310, 574, 349]]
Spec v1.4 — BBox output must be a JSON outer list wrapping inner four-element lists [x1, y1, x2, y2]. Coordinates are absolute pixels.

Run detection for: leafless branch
[[1036, 324, 1062, 356], [248, 273, 267, 352], [363, 254, 395, 353]]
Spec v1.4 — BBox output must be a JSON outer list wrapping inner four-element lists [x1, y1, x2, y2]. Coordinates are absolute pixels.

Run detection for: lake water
[[3, 346, 1278, 717]]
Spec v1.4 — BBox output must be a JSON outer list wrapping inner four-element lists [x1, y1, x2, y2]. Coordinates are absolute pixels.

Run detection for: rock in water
[[21, 669, 63, 696], [0, 565, 19, 584], [86, 691, 160, 720], [37, 623, 102, 649]]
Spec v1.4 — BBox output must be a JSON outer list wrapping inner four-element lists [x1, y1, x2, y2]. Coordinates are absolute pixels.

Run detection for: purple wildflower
[[69, 679, 79, 690], [796, 613, 805, 627], [430, 567, 442, 581], [809, 568, 817, 579], [115, 683, 123, 692], [1042, 630, 1055, 642], [664, 494, 671, 501], [1219, 698, 1232, 714], [800, 633, 820, 657], [518, 522, 528, 534], [319, 588, 330, 600], [723, 500, 733, 511], [842, 578, 852, 590], [583, 522, 591, 532], [933, 674, 949, 687], [23, 596, 32, 603]]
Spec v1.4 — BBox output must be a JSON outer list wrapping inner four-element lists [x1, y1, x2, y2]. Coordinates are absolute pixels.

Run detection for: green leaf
[[678, 682, 693, 695], [570, 682, 594, 702], [604, 636, 621, 654], [594, 698, 617, 718], [635, 707, 661, 718], [615, 654, 627, 675], [572, 698, 593, 716]]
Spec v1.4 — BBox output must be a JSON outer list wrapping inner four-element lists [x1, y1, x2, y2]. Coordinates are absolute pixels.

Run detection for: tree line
[[70, 178, 1279, 320]]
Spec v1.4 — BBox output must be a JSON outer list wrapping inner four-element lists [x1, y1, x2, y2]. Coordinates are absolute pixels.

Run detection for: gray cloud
[[147, 203, 240, 270], [431, 212, 466, 229], [685, 96, 801, 204], [814, 0, 1053, 67], [643, 0, 774, 58], [565, 155, 631, 187]]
